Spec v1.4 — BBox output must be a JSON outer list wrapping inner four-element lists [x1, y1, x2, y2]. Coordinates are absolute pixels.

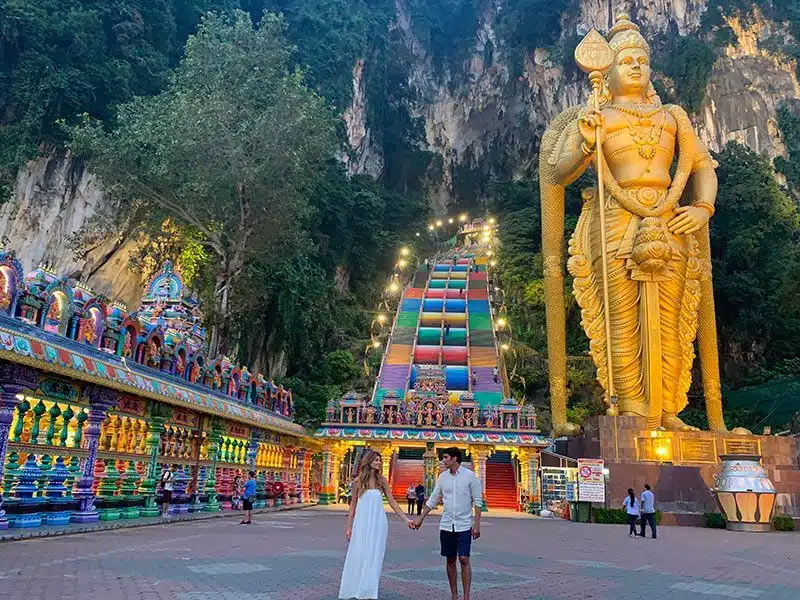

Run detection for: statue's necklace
[[612, 105, 666, 160]]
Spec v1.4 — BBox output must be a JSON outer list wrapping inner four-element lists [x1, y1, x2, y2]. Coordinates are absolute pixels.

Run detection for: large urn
[[712, 454, 776, 533]]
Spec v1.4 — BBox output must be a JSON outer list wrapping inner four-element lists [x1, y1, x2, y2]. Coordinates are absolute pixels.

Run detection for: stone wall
[[568, 416, 800, 518]]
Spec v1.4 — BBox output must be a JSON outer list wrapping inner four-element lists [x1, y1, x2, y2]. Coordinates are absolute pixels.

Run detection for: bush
[[593, 508, 628, 524], [773, 513, 796, 532], [703, 512, 727, 528], [593, 508, 663, 525]]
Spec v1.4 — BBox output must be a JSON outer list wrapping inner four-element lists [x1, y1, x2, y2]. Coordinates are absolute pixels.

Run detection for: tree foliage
[[70, 10, 337, 357], [0, 0, 235, 195]]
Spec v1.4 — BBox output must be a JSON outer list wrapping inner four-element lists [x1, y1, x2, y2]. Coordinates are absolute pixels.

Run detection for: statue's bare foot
[[553, 422, 581, 437], [661, 413, 699, 431]]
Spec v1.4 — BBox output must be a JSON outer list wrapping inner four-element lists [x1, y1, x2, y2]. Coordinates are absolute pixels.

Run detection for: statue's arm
[[551, 118, 593, 185], [690, 162, 718, 217]]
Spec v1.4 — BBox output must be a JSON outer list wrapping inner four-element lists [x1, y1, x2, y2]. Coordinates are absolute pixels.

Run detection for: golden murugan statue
[[541, 14, 726, 434]]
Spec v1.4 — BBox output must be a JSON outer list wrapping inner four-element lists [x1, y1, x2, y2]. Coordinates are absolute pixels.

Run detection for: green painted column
[[138, 401, 171, 517]]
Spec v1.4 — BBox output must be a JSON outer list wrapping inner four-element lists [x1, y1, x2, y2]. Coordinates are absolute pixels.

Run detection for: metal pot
[[712, 454, 776, 533]]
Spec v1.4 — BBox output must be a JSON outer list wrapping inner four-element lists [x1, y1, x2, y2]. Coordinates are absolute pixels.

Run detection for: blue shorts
[[440, 529, 472, 558]]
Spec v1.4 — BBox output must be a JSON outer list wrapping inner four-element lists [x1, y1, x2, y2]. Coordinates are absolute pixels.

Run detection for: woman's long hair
[[354, 449, 382, 496], [627, 488, 636, 508]]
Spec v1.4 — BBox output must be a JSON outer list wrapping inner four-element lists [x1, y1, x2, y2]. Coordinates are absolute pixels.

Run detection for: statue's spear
[[574, 30, 617, 408]]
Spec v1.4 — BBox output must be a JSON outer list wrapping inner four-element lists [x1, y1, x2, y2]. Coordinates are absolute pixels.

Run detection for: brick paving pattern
[[1, 508, 798, 599]]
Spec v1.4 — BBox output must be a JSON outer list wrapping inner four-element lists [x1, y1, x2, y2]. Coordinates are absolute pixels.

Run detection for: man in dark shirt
[[414, 483, 426, 516]]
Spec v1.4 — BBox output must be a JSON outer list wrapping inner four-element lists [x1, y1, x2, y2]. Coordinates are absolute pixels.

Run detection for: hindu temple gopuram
[[0, 252, 318, 529], [315, 218, 550, 512]]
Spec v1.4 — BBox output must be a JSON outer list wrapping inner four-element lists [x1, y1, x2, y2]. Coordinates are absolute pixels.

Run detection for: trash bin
[[570, 501, 592, 523]]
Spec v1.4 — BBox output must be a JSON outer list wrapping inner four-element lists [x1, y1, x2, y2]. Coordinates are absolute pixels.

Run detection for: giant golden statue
[[541, 14, 726, 434]]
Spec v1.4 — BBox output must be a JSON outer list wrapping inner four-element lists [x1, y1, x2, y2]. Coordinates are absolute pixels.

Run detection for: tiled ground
[[1, 507, 798, 599]]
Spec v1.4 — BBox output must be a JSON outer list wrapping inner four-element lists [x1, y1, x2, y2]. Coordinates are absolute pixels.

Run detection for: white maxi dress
[[339, 488, 388, 599]]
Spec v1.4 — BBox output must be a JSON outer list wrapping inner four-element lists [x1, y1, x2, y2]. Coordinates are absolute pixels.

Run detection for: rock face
[[3, 0, 799, 275], [0, 153, 142, 308]]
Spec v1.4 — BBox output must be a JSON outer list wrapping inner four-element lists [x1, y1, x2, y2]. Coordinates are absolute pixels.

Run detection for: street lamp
[[436, 220, 443, 227], [377, 314, 388, 324], [428, 224, 435, 231], [459, 214, 468, 222], [400, 247, 410, 256], [496, 317, 507, 329], [372, 340, 381, 349]]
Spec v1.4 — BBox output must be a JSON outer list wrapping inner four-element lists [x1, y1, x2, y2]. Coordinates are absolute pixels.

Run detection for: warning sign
[[577, 458, 605, 503]]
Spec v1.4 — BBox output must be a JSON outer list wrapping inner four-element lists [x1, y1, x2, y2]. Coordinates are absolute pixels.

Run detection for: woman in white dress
[[339, 449, 413, 599]]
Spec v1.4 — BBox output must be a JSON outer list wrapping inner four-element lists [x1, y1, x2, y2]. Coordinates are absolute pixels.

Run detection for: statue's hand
[[578, 109, 604, 149], [667, 206, 710, 235]]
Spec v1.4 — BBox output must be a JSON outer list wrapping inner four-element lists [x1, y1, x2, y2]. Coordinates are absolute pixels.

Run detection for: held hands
[[668, 205, 711, 235], [408, 517, 423, 530], [578, 108, 605, 149]]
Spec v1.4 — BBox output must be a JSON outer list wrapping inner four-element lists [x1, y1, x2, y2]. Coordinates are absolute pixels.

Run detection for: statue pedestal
[[560, 416, 800, 524]]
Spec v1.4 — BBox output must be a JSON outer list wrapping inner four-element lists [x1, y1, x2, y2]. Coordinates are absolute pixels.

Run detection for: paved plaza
[[1, 508, 798, 600]]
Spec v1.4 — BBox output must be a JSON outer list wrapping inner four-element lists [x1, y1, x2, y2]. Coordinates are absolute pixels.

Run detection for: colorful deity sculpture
[[540, 14, 726, 435]]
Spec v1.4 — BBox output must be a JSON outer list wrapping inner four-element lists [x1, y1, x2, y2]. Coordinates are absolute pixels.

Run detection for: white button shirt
[[426, 465, 482, 532]]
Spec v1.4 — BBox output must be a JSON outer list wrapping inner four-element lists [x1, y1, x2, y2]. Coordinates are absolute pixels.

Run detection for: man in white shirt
[[412, 447, 482, 600], [640, 483, 657, 539]]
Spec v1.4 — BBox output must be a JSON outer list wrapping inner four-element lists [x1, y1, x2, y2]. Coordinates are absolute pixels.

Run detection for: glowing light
[[655, 444, 669, 458], [428, 224, 435, 231], [415, 232, 421, 237], [388, 282, 400, 293], [482, 225, 490, 232], [397, 259, 408, 268], [436, 220, 443, 227], [500, 343, 510, 351], [448, 218, 454, 224], [488, 217, 496, 225], [496, 317, 507, 328], [487, 250, 493, 257], [459, 214, 468, 222], [490, 260, 497, 267], [377, 314, 388, 324], [372, 340, 382, 349], [400, 247, 410, 256]]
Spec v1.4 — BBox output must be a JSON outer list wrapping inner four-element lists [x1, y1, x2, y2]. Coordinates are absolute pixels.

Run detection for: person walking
[[623, 488, 640, 537], [160, 465, 174, 516], [491, 367, 499, 384], [241, 471, 256, 524], [339, 450, 414, 599], [640, 483, 657, 539], [406, 483, 417, 515], [414, 482, 425, 516], [412, 447, 482, 600]]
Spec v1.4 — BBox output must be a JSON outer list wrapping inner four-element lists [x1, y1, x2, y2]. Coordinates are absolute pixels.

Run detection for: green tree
[[711, 142, 800, 381], [0, 0, 233, 195], [70, 10, 337, 357]]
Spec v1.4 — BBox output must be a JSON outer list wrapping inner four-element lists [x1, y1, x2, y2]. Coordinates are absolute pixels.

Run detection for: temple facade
[[0, 251, 319, 529]]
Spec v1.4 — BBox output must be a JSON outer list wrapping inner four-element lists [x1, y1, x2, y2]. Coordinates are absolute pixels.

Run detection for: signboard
[[577, 458, 605, 503]]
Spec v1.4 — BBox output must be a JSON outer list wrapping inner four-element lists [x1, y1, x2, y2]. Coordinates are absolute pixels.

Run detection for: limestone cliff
[[3, 0, 799, 279], [0, 153, 143, 308]]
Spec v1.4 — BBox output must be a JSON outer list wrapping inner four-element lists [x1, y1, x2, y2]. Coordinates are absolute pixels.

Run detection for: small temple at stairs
[[315, 219, 550, 512], [0, 251, 320, 529]]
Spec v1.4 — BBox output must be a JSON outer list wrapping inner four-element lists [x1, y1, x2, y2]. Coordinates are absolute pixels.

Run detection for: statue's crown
[[607, 13, 650, 57]]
